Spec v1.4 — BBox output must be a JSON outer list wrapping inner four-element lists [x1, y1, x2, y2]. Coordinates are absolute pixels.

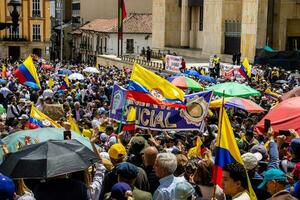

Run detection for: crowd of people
[[0, 55, 299, 200]]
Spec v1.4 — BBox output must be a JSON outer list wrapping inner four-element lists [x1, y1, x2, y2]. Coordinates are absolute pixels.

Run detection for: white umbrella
[[69, 73, 85, 81], [0, 87, 11, 98], [83, 67, 99, 74], [43, 89, 54, 98]]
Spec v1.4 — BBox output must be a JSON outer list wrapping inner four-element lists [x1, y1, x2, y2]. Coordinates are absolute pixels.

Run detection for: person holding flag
[[239, 58, 252, 80], [212, 103, 257, 200]]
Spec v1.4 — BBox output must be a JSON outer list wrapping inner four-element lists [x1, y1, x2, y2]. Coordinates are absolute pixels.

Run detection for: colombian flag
[[2, 65, 7, 79], [265, 88, 280, 100], [213, 105, 257, 200], [14, 55, 41, 89], [239, 58, 251, 79], [127, 63, 185, 108], [122, 106, 136, 131], [29, 105, 61, 128], [61, 75, 70, 90]]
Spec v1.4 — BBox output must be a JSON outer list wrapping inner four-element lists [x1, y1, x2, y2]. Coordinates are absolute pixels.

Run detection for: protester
[[0, 53, 299, 200], [258, 168, 297, 200], [222, 162, 251, 200], [153, 153, 188, 200]]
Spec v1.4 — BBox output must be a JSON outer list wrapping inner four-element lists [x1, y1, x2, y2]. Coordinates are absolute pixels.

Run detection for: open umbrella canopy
[[255, 97, 300, 135], [185, 70, 216, 83], [58, 69, 72, 75], [69, 73, 84, 81], [0, 139, 99, 179], [83, 67, 100, 74], [42, 64, 54, 70], [0, 79, 7, 84], [24, 82, 40, 90], [210, 97, 265, 113], [206, 82, 261, 97], [185, 69, 200, 77], [167, 76, 203, 91], [0, 104, 6, 114], [0, 128, 98, 163]]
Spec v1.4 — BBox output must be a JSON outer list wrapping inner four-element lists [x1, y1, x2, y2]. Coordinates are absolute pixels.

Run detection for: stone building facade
[[0, 0, 51, 60], [152, 0, 300, 62]]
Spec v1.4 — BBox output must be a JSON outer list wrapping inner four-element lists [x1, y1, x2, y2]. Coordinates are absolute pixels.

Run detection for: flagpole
[[213, 90, 225, 199], [120, 0, 124, 57], [117, 0, 120, 57]]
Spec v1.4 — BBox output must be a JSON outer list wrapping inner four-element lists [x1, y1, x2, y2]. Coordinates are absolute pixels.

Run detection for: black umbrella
[[0, 139, 99, 179]]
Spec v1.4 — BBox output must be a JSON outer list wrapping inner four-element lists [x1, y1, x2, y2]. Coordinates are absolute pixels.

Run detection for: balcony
[[0, 36, 28, 42]]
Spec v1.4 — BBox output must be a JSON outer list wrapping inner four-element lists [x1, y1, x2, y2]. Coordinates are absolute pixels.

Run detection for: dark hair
[[193, 159, 214, 186], [223, 162, 248, 190]]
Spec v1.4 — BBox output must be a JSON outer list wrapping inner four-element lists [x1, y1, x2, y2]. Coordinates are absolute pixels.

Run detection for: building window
[[199, 5, 203, 31], [32, 24, 41, 41], [9, 26, 19, 39], [32, 0, 41, 17], [104, 38, 107, 53], [126, 39, 134, 53]]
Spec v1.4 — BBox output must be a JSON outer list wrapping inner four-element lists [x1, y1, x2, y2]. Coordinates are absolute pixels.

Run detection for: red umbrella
[[42, 64, 53, 70], [255, 97, 300, 135]]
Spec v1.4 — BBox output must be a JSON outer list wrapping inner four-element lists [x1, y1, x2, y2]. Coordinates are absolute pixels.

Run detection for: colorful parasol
[[206, 82, 260, 97], [255, 97, 300, 135], [167, 76, 203, 91], [210, 97, 265, 113]]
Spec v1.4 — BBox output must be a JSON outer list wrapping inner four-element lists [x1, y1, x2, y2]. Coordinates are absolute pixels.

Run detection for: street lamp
[[0, 0, 21, 31]]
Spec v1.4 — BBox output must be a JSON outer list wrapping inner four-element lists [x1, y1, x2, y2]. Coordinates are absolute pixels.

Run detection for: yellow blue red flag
[[213, 106, 257, 200], [13, 55, 41, 89], [29, 105, 61, 128], [239, 58, 251, 79], [127, 63, 185, 108], [61, 75, 70, 90]]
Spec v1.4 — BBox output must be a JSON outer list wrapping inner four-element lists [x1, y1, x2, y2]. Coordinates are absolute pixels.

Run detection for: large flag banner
[[14, 55, 41, 89], [29, 105, 62, 128], [213, 106, 257, 200], [127, 63, 185, 108], [165, 55, 182, 73], [110, 84, 213, 131]]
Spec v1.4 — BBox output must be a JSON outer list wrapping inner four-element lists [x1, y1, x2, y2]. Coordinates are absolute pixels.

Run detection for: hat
[[108, 143, 127, 160], [18, 114, 29, 120], [100, 133, 108, 142], [257, 169, 287, 190], [175, 181, 195, 200], [292, 162, 300, 178], [0, 174, 15, 200], [242, 152, 262, 170], [116, 162, 139, 180], [129, 136, 148, 155], [290, 138, 300, 155], [111, 182, 132, 200], [19, 98, 26, 103], [250, 144, 268, 160]]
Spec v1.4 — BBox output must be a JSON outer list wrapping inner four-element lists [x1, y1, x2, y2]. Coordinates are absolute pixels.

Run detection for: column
[[240, 0, 268, 62], [180, 0, 190, 47]]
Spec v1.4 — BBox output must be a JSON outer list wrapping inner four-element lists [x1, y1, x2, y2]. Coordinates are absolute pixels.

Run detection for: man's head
[[105, 125, 114, 135], [18, 114, 29, 125], [142, 146, 158, 167], [0, 174, 15, 200], [222, 162, 248, 197], [108, 143, 127, 165], [258, 169, 287, 195], [154, 153, 177, 179], [116, 162, 139, 185], [74, 102, 80, 109]]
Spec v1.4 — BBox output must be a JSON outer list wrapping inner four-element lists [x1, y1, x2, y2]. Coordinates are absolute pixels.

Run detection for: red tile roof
[[80, 13, 152, 34]]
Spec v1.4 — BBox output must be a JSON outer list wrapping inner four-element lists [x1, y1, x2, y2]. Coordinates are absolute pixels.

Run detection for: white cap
[[242, 152, 262, 170]]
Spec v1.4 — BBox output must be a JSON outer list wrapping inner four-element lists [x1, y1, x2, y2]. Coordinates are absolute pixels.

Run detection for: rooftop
[[80, 13, 152, 34]]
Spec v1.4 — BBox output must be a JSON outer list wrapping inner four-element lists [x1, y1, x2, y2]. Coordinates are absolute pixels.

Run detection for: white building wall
[[105, 33, 152, 56]]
